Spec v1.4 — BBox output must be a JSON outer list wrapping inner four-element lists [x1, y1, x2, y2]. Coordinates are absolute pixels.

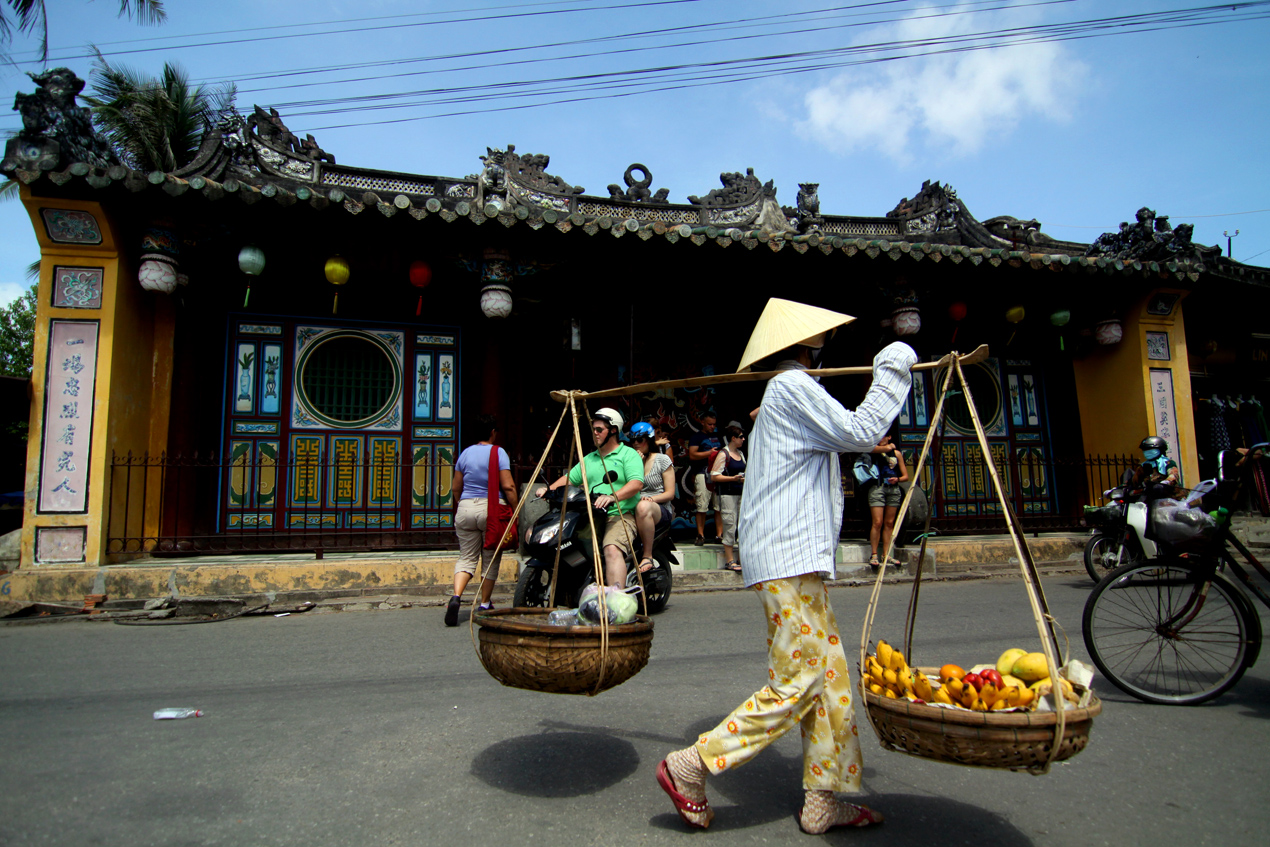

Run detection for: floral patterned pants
[[695, 573, 863, 792]]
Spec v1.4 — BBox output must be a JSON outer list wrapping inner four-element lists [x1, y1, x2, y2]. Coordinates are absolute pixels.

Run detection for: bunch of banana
[[861, 641, 949, 704]]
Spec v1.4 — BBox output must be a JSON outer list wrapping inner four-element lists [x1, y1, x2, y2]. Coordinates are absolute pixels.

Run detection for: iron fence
[[107, 450, 1139, 556]]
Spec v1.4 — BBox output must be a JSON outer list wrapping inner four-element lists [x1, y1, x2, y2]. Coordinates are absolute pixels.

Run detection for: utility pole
[[1224, 229, 1240, 258]]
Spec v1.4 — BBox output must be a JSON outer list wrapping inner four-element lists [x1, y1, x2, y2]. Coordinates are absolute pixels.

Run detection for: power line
[[229, 0, 1076, 97], [255, 5, 1270, 125]]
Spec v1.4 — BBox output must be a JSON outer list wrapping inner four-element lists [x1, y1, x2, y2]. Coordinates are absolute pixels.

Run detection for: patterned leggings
[[695, 573, 864, 792]]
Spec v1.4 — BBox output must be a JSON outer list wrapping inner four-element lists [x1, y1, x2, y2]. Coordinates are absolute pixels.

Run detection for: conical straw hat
[[736, 298, 855, 373]]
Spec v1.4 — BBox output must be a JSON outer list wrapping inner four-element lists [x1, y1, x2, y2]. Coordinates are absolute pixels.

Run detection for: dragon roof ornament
[[1086, 207, 1221, 264], [2, 68, 117, 174]]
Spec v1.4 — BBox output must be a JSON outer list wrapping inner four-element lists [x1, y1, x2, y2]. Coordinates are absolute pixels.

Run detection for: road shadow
[[471, 730, 639, 797], [648, 718, 1033, 844], [1221, 673, 1270, 720]]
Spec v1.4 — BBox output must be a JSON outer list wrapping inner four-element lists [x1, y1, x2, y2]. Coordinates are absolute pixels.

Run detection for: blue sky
[[2, 0, 1268, 307]]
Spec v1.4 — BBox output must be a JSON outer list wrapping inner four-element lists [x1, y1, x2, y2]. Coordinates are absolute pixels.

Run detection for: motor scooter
[[514, 484, 674, 614], [1083, 469, 1165, 582]]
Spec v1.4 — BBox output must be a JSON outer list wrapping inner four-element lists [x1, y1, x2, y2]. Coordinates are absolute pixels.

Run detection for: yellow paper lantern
[[325, 255, 350, 313], [1005, 305, 1025, 346]]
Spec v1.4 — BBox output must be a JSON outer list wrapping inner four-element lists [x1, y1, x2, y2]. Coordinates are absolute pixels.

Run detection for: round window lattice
[[942, 363, 1003, 436], [296, 332, 402, 429]]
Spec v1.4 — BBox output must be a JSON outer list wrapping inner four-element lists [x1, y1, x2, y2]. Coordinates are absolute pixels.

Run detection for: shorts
[[693, 472, 721, 514], [454, 497, 504, 578], [866, 481, 903, 509], [601, 512, 639, 557], [657, 504, 673, 527], [718, 493, 741, 546]]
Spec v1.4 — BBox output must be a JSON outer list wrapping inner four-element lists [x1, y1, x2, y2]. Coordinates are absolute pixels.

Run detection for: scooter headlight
[[533, 523, 560, 545]]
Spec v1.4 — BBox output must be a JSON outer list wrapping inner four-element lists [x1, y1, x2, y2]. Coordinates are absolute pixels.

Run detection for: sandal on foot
[[639, 557, 656, 573], [887, 557, 902, 566], [797, 801, 884, 834], [656, 759, 713, 829], [868, 554, 880, 567], [723, 560, 742, 573]]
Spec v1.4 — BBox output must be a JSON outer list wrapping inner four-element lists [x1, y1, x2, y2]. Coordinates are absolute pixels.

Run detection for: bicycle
[[1082, 444, 1270, 705]]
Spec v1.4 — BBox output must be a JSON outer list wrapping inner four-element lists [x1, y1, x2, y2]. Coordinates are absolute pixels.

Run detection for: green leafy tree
[[1, 1, 165, 61], [0, 283, 36, 378], [84, 52, 237, 172]]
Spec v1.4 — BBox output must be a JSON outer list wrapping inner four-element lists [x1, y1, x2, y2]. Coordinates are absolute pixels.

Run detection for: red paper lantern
[[948, 301, 967, 343], [409, 260, 432, 315]]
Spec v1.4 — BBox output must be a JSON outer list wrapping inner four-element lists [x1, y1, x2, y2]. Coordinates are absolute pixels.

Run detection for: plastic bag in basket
[[1149, 499, 1218, 549], [578, 585, 639, 625]]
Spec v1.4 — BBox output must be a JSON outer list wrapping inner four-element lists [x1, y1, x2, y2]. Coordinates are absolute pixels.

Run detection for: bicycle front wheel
[[1083, 562, 1252, 705]]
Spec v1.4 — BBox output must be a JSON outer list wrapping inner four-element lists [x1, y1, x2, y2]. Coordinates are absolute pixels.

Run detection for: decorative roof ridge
[[16, 160, 1268, 286]]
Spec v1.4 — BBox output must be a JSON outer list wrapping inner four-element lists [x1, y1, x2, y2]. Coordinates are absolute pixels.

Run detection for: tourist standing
[[446, 415, 519, 626], [686, 413, 723, 545], [710, 425, 746, 572]]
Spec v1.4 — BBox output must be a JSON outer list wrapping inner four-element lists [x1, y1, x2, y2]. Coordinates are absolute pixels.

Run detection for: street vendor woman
[[656, 298, 916, 834], [536, 407, 643, 589]]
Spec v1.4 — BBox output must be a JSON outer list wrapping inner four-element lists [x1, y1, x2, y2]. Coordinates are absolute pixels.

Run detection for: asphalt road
[[2, 573, 1269, 847]]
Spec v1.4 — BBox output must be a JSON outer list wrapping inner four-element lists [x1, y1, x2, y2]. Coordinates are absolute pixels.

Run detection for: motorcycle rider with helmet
[[1132, 435, 1182, 501], [536, 407, 644, 589]]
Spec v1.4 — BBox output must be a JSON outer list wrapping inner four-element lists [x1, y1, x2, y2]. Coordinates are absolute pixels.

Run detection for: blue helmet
[[629, 422, 655, 440]]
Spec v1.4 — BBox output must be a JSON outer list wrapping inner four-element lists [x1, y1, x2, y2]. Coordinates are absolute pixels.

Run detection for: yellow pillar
[[17, 188, 175, 572], [1073, 289, 1198, 487]]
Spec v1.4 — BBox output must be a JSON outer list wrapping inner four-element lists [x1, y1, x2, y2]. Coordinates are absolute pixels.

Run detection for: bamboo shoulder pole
[[550, 345, 989, 403]]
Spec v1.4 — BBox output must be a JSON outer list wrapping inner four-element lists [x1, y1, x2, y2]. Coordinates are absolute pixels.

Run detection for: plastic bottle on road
[[153, 707, 205, 720]]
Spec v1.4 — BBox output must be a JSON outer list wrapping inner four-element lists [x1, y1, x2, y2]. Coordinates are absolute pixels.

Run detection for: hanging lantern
[[1094, 318, 1124, 346], [480, 284, 513, 319], [948, 301, 967, 344], [1050, 309, 1071, 351], [138, 254, 178, 294], [325, 254, 351, 314], [237, 245, 265, 307], [1005, 305, 1025, 346], [891, 305, 921, 336], [409, 260, 432, 316]]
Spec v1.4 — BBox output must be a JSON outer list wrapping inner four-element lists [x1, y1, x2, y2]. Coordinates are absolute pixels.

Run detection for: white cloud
[[796, 3, 1085, 161]]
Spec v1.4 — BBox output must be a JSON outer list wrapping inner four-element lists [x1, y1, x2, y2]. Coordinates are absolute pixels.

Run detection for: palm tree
[[1, 1, 165, 62], [84, 52, 237, 173]]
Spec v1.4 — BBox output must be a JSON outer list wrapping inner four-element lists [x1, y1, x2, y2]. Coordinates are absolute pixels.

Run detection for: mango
[[1011, 652, 1050, 682], [997, 648, 1028, 676]]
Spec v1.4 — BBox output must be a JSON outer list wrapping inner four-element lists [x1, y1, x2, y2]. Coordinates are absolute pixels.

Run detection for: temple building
[[3, 69, 1268, 591]]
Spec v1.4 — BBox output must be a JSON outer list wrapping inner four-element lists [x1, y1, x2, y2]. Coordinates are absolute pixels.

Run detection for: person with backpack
[[855, 434, 908, 566], [710, 425, 747, 572]]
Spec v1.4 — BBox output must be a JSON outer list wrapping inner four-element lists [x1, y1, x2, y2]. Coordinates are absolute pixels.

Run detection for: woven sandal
[[723, 560, 742, 572], [656, 759, 713, 829], [869, 554, 880, 566]]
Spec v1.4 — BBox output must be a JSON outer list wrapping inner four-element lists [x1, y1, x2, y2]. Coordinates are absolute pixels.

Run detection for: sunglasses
[[592, 426, 608, 434]]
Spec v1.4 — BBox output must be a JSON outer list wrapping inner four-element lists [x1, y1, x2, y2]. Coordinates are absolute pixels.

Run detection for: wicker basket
[[863, 675, 1102, 772], [475, 607, 654, 696]]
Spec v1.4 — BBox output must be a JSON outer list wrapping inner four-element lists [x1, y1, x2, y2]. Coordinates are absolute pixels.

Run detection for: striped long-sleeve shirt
[[738, 342, 917, 587]]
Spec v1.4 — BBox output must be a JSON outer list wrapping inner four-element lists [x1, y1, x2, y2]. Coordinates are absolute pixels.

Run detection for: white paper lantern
[[892, 306, 922, 336], [1094, 319, 1123, 346], [138, 253, 178, 294], [480, 284, 513, 319]]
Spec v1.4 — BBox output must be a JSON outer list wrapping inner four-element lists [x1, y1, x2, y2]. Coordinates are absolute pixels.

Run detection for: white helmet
[[592, 407, 625, 432]]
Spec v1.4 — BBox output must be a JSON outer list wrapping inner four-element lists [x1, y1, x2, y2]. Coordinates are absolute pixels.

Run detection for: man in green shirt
[[536, 407, 644, 588]]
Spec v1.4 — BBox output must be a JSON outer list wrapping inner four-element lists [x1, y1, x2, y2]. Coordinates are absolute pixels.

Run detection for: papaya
[[997, 648, 1028, 676], [1011, 652, 1050, 682]]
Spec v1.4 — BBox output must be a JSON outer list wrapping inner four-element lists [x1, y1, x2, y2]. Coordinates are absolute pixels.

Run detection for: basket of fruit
[[859, 641, 1101, 773], [858, 353, 1101, 774]]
